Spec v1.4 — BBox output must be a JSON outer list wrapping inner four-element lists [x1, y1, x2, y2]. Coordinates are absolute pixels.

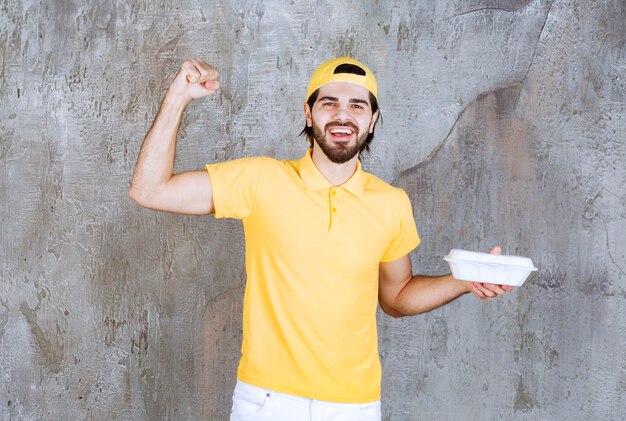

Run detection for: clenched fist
[[168, 58, 220, 101]]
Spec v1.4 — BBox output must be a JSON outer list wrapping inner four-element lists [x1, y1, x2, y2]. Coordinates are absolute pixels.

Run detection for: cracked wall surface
[[0, 0, 624, 419]]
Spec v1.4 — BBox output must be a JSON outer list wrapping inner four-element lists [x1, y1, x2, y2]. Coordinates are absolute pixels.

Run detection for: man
[[129, 57, 512, 420]]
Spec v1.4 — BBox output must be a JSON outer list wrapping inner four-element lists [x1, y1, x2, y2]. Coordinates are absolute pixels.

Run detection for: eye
[[351, 103, 364, 110]]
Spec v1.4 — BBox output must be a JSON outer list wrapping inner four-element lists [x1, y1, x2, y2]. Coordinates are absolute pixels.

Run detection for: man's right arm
[[128, 58, 220, 215]]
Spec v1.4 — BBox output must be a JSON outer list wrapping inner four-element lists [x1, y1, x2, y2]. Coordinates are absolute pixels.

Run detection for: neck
[[310, 145, 359, 186]]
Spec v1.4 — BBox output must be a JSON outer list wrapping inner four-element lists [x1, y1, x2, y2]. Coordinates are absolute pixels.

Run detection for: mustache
[[325, 121, 359, 132]]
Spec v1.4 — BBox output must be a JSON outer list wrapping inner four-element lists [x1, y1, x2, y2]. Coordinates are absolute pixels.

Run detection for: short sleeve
[[380, 190, 421, 262], [206, 156, 266, 220]]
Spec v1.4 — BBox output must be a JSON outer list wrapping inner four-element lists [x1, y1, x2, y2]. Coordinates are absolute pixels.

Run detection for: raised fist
[[168, 58, 220, 100]]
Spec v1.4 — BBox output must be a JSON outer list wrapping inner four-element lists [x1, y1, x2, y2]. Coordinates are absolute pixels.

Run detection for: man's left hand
[[468, 246, 514, 301]]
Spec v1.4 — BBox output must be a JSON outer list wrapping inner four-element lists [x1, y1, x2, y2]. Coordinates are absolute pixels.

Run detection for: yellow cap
[[306, 57, 378, 102]]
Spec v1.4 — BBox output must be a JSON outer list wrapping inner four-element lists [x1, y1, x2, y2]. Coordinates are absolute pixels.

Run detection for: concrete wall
[[1, 0, 624, 419]]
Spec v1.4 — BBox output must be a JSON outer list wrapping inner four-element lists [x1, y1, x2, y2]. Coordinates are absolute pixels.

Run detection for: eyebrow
[[349, 98, 369, 106], [317, 96, 370, 107]]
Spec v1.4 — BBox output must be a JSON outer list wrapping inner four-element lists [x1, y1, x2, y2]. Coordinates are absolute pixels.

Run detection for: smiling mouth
[[327, 124, 357, 140], [330, 128, 353, 135]]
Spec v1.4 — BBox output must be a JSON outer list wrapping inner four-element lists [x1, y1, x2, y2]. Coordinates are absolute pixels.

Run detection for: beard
[[312, 120, 368, 164]]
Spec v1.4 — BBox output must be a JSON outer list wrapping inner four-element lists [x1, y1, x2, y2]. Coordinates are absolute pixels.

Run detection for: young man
[[129, 57, 512, 421]]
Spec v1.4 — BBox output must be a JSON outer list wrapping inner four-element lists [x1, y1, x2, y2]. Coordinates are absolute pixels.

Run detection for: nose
[[332, 103, 351, 122]]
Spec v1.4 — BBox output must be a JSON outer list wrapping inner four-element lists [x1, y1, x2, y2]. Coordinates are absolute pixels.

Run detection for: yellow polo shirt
[[206, 150, 420, 403]]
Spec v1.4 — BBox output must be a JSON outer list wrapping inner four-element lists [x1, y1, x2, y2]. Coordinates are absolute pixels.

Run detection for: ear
[[304, 103, 313, 127], [369, 110, 380, 133]]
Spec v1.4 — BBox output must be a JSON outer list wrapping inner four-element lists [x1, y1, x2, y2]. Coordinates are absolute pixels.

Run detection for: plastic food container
[[443, 249, 538, 286]]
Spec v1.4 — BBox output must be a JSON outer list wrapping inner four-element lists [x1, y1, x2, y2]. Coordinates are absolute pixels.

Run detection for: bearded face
[[306, 82, 378, 164]]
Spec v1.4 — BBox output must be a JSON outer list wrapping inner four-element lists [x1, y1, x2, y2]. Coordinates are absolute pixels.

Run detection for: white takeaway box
[[444, 249, 538, 286]]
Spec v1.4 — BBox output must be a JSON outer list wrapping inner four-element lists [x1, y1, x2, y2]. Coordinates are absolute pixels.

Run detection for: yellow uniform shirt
[[206, 150, 420, 403]]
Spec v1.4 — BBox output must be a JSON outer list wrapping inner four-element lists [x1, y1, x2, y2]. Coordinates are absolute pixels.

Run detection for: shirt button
[[332, 207, 337, 212], [332, 190, 337, 196]]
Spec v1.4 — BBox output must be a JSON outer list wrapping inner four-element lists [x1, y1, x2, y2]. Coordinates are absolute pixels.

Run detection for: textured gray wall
[[1, 0, 624, 419]]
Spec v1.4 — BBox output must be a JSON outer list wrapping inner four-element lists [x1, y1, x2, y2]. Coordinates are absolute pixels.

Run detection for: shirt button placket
[[328, 188, 338, 230]]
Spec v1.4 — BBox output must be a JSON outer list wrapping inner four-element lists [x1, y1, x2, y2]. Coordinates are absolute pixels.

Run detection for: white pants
[[230, 381, 382, 421]]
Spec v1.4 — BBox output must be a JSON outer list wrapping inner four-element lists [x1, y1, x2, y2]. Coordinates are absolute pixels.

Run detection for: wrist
[[163, 89, 192, 109], [450, 275, 472, 294]]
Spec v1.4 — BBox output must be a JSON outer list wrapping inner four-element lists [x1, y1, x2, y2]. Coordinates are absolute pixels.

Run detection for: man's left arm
[[378, 247, 513, 318]]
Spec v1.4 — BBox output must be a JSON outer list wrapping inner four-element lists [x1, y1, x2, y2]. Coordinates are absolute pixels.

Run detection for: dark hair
[[300, 90, 381, 152], [334, 63, 366, 76]]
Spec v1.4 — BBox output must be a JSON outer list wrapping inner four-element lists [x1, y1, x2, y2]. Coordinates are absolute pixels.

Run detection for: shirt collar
[[298, 149, 365, 198]]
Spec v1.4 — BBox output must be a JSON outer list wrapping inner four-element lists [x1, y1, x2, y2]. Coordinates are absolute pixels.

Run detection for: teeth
[[330, 128, 352, 134]]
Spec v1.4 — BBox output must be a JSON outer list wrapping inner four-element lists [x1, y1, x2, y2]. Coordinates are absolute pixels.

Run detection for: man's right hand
[[168, 58, 220, 101]]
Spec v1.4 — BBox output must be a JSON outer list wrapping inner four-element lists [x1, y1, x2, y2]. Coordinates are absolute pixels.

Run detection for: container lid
[[444, 249, 538, 271]]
